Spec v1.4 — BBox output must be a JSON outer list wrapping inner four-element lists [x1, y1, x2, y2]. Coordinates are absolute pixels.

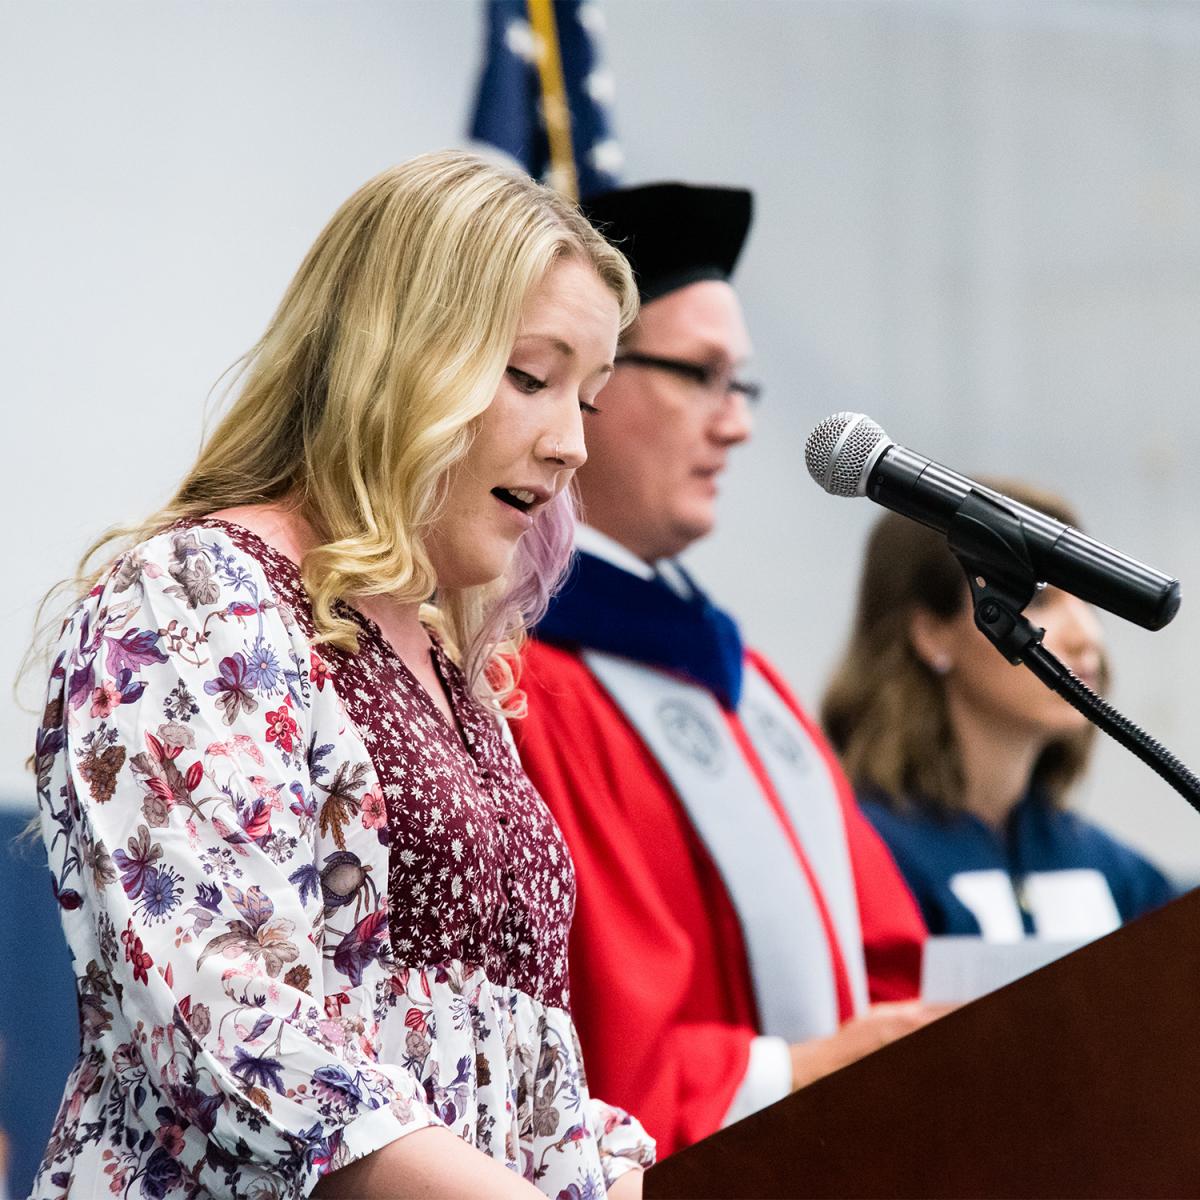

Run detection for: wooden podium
[[643, 888, 1200, 1198]]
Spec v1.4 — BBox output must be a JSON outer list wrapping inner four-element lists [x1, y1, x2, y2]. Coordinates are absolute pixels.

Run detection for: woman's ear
[[909, 607, 956, 676]]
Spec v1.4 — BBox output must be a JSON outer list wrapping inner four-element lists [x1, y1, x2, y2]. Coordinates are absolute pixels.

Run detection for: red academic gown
[[513, 640, 926, 1158]]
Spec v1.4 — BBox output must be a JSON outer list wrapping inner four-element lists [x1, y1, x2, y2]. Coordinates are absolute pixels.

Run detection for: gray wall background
[[4, 0, 1200, 883]]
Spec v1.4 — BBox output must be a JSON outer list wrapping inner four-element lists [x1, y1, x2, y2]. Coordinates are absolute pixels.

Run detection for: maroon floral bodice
[[201, 520, 577, 1010]]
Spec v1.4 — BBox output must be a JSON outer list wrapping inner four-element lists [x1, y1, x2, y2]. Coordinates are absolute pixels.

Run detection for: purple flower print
[[139, 866, 182, 921], [112, 825, 162, 900], [243, 637, 281, 692], [194, 881, 221, 912], [332, 909, 391, 987], [311, 1064, 364, 1108], [231, 1046, 286, 1094], [104, 628, 168, 676], [203, 653, 259, 725], [141, 1146, 182, 1199]]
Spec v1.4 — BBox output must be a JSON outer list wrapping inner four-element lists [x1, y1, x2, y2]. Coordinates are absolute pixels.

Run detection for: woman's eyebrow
[[514, 332, 576, 357], [514, 333, 613, 374]]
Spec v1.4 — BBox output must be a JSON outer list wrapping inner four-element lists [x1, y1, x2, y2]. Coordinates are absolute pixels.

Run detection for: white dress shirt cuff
[[721, 1035, 792, 1127]]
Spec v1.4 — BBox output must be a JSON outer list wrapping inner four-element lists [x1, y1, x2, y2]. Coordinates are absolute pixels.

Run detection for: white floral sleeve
[[589, 1098, 656, 1189], [36, 530, 439, 1195]]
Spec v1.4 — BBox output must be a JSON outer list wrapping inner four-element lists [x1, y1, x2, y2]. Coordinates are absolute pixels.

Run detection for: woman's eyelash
[[506, 366, 545, 393], [507, 366, 599, 412]]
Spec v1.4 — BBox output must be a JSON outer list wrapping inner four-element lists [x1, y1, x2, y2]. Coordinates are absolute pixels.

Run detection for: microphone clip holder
[[945, 490, 1200, 811], [947, 490, 1046, 664]]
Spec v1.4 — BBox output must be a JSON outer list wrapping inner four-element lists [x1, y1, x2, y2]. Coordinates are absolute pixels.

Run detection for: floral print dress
[[32, 521, 654, 1199]]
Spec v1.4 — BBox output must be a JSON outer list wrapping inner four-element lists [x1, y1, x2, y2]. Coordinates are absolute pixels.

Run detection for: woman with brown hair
[[822, 480, 1175, 941]]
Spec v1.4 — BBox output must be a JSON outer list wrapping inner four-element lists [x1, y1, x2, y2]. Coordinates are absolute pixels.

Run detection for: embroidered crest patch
[[656, 698, 726, 776]]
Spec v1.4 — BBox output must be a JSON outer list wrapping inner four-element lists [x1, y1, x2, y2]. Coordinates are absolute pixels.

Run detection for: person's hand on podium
[[788, 1001, 952, 1091], [607, 1168, 644, 1199]]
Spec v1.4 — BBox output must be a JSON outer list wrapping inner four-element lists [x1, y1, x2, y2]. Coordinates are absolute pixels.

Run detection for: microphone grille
[[805, 411, 890, 497]]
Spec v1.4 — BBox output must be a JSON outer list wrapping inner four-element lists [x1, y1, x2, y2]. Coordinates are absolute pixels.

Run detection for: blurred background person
[[822, 482, 1178, 941], [514, 180, 936, 1159]]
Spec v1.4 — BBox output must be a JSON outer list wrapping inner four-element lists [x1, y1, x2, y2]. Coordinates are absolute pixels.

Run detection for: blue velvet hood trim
[[535, 551, 745, 710]]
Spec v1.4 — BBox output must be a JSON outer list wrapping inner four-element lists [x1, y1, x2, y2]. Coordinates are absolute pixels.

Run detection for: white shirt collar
[[572, 524, 656, 580], [572, 524, 694, 599]]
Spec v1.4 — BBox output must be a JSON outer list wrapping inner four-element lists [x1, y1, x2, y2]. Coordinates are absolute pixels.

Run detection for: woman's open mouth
[[491, 487, 538, 514]]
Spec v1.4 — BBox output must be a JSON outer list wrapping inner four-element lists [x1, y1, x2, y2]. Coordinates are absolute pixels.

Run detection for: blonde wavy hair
[[821, 479, 1106, 815], [47, 150, 637, 710]]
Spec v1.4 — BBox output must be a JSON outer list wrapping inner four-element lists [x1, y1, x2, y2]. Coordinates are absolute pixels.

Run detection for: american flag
[[469, 0, 623, 201]]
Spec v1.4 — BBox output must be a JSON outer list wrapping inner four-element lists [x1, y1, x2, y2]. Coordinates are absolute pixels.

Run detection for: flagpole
[[526, 0, 579, 201]]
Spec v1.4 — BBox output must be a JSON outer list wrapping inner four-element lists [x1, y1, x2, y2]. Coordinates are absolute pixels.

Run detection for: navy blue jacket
[[861, 789, 1177, 937]]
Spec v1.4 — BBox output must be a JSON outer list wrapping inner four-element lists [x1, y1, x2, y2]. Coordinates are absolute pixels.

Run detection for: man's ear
[[909, 607, 956, 676]]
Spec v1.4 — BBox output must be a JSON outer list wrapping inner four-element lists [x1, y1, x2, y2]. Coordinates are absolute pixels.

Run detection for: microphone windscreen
[[805, 412, 890, 497]]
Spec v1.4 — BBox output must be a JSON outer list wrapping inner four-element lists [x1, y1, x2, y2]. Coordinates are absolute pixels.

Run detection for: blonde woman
[[31, 152, 653, 1198], [822, 483, 1175, 942]]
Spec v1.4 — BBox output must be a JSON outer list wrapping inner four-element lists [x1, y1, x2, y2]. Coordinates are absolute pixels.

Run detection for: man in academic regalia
[[511, 182, 937, 1158]]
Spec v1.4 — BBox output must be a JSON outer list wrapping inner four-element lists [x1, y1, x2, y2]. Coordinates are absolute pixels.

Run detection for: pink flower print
[[361, 785, 386, 831], [318, 1018, 347, 1046], [120, 921, 153, 985], [155, 1121, 186, 1157], [265, 705, 298, 754], [237, 796, 274, 844], [65, 1055, 101, 1123], [310, 651, 330, 691], [324, 991, 350, 1019], [247, 776, 285, 807], [90, 682, 123, 719]]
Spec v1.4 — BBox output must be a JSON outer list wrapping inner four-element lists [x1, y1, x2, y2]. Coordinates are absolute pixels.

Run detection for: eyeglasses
[[614, 352, 763, 406]]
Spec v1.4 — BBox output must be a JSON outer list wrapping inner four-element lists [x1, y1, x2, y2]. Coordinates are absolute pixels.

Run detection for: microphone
[[805, 411, 1181, 631]]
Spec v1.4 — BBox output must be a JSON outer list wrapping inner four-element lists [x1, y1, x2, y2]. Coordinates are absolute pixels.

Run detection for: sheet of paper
[[921, 936, 1092, 1004]]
